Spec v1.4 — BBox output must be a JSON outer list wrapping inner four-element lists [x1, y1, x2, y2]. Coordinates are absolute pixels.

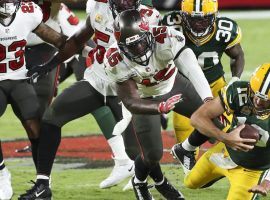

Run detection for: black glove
[[27, 56, 59, 83]]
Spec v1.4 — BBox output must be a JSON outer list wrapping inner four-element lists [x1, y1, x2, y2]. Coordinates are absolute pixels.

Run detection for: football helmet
[[113, 9, 154, 66], [248, 63, 270, 119], [109, 0, 141, 18], [181, 0, 218, 39], [0, 0, 21, 19]]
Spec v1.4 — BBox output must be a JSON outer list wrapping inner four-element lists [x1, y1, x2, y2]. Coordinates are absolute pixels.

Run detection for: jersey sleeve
[[139, 5, 161, 26], [161, 11, 182, 31], [30, 2, 43, 30], [104, 47, 132, 83], [223, 18, 242, 49], [167, 27, 186, 57], [219, 83, 239, 113], [86, 0, 95, 15]]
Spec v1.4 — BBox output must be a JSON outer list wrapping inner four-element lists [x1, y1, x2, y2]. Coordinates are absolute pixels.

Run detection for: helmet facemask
[[248, 85, 270, 120], [0, 0, 20, 25], [109, 0, 141, 18], [181, 11, 216, 38], [119, 32, 154, 66]]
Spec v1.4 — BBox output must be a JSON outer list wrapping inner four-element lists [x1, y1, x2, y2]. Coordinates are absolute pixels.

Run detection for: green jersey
[[161, 11, 242, 83], [219, 81, 270, 170], [141, 0, 153, 7]]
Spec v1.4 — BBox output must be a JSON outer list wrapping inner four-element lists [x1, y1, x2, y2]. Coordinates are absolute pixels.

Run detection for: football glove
[[27, 57, 59, 83], [158, 94, 182, 114]]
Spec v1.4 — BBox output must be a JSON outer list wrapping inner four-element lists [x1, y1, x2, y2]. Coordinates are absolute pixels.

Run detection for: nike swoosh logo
[[35, 190, 45, 197], [128, 165, 133, 172]]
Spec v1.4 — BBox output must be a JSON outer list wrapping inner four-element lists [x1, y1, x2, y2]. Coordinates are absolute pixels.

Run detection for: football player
[[0, 0, 68, 199], [18, 1, 162, 199], [161, 0, 244, 156], [103, 10, 250, 200], [186, 64, 270, 200]]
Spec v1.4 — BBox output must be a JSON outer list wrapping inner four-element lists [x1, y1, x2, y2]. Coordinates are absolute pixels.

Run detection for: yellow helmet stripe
[[259, 69, 270, 96]]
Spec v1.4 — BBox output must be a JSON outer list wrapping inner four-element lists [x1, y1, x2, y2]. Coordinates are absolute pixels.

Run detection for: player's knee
[[184, 176, 200, 189], [144, 148, 163, 166], [23, 119, 40, 139]]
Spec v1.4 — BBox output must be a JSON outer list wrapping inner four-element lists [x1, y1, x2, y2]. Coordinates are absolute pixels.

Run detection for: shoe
[[132, 176, 154, 200], [155, 177, 185, 200], [160, 114, 169, 130], [99, 158, 134, 189], [18, 181, 52, 200], [171, 143, 196, 174], [0, 167, 13, 200], [123, 178, 133, 191]]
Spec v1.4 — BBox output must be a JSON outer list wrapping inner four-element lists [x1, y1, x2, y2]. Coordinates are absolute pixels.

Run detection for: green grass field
[[1, 11, 270, 200]]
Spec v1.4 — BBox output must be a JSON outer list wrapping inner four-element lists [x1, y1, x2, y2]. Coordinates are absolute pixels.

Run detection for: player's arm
[[190, 96, 255, 151], [225, 43, 245, 80], [174, 47, 213, 101], [116, 79, 181, 114], [33, 22, 67, 49], [29, 16, 94, 76]]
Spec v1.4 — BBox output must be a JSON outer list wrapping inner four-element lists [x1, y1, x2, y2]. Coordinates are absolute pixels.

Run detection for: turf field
[[1, 10, 270, 200]]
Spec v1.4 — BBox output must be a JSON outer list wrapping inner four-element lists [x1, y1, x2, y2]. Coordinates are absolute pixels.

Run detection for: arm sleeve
[[174, 48, 213, 100]]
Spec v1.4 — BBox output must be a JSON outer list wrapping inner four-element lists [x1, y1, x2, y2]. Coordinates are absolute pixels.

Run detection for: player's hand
[[158, 94, 182, 114], [248, 179, 270, 196], [222, 124, 256, 152], [27, 64, 49, 84]]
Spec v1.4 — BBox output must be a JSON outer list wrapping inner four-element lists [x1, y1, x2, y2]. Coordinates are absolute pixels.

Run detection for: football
[[240, 124, 260, 144]]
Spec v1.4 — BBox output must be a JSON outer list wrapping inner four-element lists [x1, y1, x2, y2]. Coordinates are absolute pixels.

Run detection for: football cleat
[[132, 176, 154, 200], [155, 177, 185, 200], [171, 143, 196, 174], [123, 178, 133, 191], [0, 167, 13, 200], [99, 158, 134, 189], [18, 181, 51, 200]]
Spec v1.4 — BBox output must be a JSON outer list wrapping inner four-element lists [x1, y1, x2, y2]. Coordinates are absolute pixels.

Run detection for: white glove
[[228, 76, 240, 85]]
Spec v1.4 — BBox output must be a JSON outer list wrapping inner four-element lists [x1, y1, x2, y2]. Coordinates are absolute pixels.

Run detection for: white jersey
[[27, 3, 82, 46], [0, 2, 42, 81], [104, 26, 185, 98], [84, 0, 161, 96]]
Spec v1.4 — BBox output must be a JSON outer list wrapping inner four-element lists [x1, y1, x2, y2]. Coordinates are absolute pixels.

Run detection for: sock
[[0, 142, 5, 170], [149, 163, 164, 183], [134, 176, 147, 184], [92, 106, 116, 140], [108, 135, 130, 160], [36, 175, 49, 186], [188, 130, 209, 147], [134, 156, 151, 182], [182, 139, 197, 151], [37, 123, 61, 176], [29, 138, 40, 169], [0, 160, 5, 171], [155, 177, 164, 186]]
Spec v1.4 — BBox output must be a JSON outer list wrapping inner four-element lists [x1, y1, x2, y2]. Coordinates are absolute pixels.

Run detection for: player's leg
[[227, 167, 265, 200], [131, 114, 184, 200], [18, 81, 105, 200], [173, 113, 194, 143], [9, 80, 41, 169], [96, 98, 135, 189], [25, 44, 58, 114], [0, 87, 12, 200], [184, 142, 226, 189]]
